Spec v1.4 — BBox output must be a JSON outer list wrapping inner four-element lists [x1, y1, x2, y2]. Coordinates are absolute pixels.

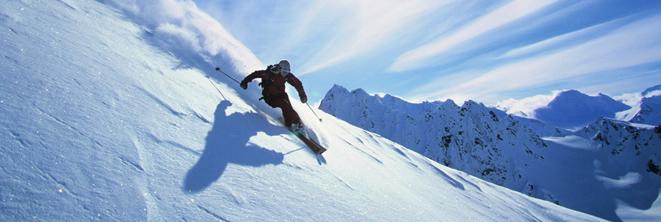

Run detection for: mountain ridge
[[320, 84, 661, 221]]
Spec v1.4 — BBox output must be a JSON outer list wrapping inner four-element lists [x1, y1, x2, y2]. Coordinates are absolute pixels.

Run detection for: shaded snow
[[642, 84, 661, 97], [630, 96, 661, 125], [616, 85, 661, 125], [534, 90, 630, 129], [616, 194, 661, 222]]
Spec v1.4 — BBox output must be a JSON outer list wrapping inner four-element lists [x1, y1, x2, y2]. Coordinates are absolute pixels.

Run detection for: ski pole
[[306, 103, 323, 122], [214, 67, 241, 84], [205, 76, 227, 100]]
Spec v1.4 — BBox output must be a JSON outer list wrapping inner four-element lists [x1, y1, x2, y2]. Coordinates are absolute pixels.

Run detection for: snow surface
[[0, 0, 602, 221], [642, 85, 661, 97], [615, 85, 661, 125], [630, 95, 661, 125], [616, 194, 661, 222], [320, 85, 661, 221], [320, 85, 556, 189]]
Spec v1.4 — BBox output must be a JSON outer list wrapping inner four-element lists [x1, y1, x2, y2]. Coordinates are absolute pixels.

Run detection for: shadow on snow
[[183, 100, 286, 193]]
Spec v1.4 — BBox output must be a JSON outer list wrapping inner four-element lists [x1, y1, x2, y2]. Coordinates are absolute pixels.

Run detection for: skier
[[240, 60, 308, 133]]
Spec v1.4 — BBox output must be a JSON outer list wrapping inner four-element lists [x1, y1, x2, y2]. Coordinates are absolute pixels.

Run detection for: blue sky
[[195, 0, 661, 104]]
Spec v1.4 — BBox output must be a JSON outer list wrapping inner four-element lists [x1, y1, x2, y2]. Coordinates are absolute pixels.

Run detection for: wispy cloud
[[192, 1, 661, 104], [498, 17, 622, 59], [413, 14, 661, 103], [295, 0, 449, 75], [576, 68, 661, 96], [389, 0, 555, 72], [200, 0, 449, 76]]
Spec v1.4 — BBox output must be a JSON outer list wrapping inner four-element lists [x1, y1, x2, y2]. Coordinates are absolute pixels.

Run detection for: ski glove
[[240, 81, 248, 90], [300, 94, 308, 103]]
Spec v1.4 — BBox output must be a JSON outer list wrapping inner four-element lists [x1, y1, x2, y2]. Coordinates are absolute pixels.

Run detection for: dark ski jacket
[[241, 69, 307, 103]]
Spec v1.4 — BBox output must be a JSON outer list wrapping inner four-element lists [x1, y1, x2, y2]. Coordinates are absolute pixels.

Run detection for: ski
[[285, 123, 326, 154], [292, 131, 327, 154]]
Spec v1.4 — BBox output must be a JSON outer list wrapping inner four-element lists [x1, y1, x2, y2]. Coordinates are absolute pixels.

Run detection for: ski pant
[[265, 96, 301, 127]]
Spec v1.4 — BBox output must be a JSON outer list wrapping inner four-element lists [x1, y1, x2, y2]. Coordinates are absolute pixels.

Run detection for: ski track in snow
[[197, 205, 230, 222]]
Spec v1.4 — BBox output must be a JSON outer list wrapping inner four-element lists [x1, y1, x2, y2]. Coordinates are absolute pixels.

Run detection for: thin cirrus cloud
[[388, 0, 556, 72], [496, 17, 621, 60], [198, 0, 449, 76], [194, 0, 659, 104], [294, 0, 450, 76], [413, 14, 661, 103]]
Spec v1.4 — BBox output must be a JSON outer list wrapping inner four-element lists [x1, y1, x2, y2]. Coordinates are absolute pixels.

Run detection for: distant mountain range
[[320, 84, 661, 221], [499, 85, 661, 128], [533, 90, 630, 129]]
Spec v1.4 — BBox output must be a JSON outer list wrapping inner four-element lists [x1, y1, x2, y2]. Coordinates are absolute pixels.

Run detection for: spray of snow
[[103, 0, 263, 74]]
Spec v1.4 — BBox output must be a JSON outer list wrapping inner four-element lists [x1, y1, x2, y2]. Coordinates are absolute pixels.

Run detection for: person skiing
[[240, 60, 308, 133]]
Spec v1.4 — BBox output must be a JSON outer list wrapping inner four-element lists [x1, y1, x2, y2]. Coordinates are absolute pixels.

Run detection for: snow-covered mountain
[[320, 85, 661, 221], [543, 118, 661, 221], [622, 85, 661, 125], [0, 0, 601, 221], [642, 84, 661, 96], [631, 96, 661, 125], [320, 85, 555, 188], [500, 90, 631, 129]]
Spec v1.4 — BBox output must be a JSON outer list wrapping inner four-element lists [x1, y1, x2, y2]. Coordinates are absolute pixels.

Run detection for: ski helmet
[[278, 60, 291, 76]]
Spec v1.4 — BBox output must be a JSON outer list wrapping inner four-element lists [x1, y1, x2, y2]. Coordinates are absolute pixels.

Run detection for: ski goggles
[[270, 64, 282, 73]]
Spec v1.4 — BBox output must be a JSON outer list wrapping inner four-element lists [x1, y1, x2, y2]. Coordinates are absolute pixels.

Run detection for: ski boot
[[290, 123, 304, 135]]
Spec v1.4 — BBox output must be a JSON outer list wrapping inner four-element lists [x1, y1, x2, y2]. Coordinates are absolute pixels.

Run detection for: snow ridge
[[320, 85, 661, 221], [321, 85, 555, 196], [627, 84, 661, 125]]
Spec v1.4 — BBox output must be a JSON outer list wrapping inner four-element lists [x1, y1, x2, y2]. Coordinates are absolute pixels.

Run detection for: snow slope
[[320, 85, 556, 189], [0, 0, 601, 221], [642, 84, 661, 96], [630, 96, 661, 125], [320, 85, 661, 221], [622, 85, 661, 125], [539, 118, 661, 221], [631, 96, 661, 125]]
